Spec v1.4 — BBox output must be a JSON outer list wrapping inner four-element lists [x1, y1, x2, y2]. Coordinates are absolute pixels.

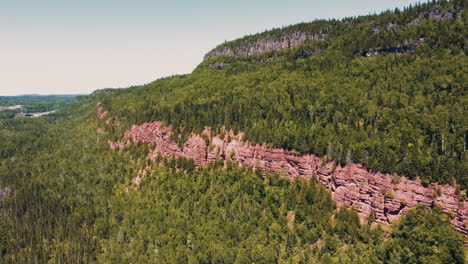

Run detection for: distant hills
[[0, 94, 88, 98]]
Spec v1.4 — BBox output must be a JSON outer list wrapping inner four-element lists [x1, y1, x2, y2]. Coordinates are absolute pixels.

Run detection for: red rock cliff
[[114, 121, 468, 234]]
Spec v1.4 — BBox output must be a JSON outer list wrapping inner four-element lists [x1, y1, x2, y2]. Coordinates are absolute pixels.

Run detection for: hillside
[[103, 0, 467, 189], [204, 2, 465, 60], [1, 0, 467, 263]]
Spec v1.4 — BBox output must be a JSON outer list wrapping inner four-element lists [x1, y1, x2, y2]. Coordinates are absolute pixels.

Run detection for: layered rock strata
[[109, 120, 468, 234]]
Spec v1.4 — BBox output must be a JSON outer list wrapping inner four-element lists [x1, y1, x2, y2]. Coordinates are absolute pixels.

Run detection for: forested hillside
[[0, 0, 467, 263], [104, 0, 467, 189], [0, 103, 465, 262]]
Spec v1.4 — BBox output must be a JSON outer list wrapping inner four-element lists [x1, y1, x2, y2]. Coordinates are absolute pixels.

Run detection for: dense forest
[[0, 104, 465, 263], [0, 1, 467, 263]]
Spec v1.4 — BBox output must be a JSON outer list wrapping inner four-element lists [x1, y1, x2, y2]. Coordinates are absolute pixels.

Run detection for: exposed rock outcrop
[[0, 187, 11, 201], [96, 102, 108, 119], [133, 166, 151, 187], [111, 120, 468, 234], [204, 31, 327, 60], [428, 5, 457, 21]]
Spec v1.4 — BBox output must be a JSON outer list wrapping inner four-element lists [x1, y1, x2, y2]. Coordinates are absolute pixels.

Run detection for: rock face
[[114, 121, 468, 234], [204, 31, 327, 60], [428, 5, 457, 21], [96, 102, 108, 119]]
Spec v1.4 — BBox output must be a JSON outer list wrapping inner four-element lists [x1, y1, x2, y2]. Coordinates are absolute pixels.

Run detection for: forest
[[0, 0, 467, 263], [0, 103, 465, 262], [0, 94, 83, 119]]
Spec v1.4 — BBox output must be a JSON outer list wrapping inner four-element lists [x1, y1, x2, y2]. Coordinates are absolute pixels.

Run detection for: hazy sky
[[0, 0, 422, 96]]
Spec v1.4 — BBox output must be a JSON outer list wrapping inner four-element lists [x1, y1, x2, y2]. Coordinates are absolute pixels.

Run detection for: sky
[[0, 0, 423, 96]]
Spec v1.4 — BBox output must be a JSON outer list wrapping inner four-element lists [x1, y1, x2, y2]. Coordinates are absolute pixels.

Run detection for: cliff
[[99, 105, 468, 234], [203, 4, 463, 60], [204, 31, 328, 60]]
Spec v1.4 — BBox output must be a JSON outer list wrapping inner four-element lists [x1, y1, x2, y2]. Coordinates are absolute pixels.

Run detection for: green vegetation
[[0, 94, 83, 119], [381, 205, 465, 263], [99, 0, 467, 188], [205, 0, 466, 61], [0, 104, 464, 262], [0, 1, 466, 263], [104, 38, 467, 189]]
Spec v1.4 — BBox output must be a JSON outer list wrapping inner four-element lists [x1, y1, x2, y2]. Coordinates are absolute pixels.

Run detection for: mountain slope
[[105, 46, 468, 189], [98, 0, 467, 190]]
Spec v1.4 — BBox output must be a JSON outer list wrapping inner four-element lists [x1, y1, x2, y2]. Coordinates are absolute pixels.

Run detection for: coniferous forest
[[0, 95, 81, 119], [0, 1, 467, 263]]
